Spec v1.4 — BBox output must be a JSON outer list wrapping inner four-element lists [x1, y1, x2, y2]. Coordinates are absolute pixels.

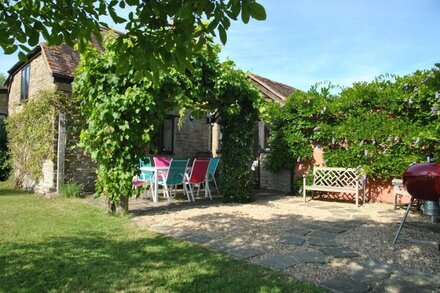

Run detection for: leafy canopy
[[266, 64, 440, 180], [73, 36, 262, 206], [1, 0, 265, 78]]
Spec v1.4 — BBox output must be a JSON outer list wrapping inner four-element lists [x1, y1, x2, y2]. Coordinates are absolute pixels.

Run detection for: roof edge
[[248, 72, 287, 102]]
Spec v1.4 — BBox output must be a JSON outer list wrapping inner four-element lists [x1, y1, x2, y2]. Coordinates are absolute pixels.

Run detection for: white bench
[[392, 179, 411, 210], [303, 167, 366, 207]]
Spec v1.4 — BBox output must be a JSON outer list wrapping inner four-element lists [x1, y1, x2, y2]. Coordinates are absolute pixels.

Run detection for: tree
[[0, 73, 6, 86], [1, 0, 266, 79], [73, 37, 262, 212]]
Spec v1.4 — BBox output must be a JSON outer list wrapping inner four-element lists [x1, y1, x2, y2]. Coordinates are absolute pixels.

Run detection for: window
[[20, 65, 30, 100], [158, 116, 175, 154]]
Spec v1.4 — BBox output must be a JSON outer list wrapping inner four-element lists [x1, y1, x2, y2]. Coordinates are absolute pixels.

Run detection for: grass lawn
[[0, 182, 321, 292]]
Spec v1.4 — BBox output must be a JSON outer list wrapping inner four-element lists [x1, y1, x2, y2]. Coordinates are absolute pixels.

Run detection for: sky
[[1, 0, 439, 91]]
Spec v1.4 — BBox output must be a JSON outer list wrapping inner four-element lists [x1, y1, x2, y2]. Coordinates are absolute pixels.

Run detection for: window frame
[[20, 64, 30, 101], [158, 115, 176, 155]]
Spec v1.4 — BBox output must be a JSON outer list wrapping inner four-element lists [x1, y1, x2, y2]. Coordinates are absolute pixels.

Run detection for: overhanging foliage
[[73, 36, 262, 209], [1, 0, 265, 80]]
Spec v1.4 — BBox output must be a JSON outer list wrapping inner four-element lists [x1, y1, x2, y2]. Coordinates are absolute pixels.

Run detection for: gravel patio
[[103, 190, 439, 292]]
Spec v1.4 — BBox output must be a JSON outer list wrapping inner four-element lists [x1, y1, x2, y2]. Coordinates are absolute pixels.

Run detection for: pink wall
[[295, 145, 405, 204]]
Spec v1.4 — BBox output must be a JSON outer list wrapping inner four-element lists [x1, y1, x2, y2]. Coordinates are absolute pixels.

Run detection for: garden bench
[[303, 167, 366, 207], [391, 178, 411, 210]]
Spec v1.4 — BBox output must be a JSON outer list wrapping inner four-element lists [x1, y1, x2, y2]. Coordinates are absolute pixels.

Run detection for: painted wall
[[297, 145, 400, 204]]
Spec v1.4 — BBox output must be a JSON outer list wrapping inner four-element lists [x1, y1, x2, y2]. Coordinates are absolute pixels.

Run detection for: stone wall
[[8, 54, 55, 115], [63, 115, 97, 192], [259, 153, 292, 193], [173, 114, 211, 158], [7, 54, 58, 193], [0, 87, 8, 118]]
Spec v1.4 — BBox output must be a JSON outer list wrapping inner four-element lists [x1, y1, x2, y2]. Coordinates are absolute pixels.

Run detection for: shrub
[[266, 64, 440, 180], [0, 120, 10, 181], [60, 182, 84, 198]]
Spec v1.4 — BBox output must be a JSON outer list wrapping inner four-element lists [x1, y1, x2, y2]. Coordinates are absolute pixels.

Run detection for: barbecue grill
[[392, 162, 440, 245]]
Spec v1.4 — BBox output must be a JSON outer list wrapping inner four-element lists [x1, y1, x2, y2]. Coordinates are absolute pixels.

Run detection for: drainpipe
[[56, 113, 66, 193]]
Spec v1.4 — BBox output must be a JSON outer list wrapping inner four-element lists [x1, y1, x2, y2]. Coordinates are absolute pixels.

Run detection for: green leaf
[[218, 25, 227, 44], [241, 2, 250, 24], [248, 2, 266, 20]]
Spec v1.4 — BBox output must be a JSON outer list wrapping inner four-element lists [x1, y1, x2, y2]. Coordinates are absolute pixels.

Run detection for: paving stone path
[[149, 221, 440, 292], [132, 189, 440, 293]]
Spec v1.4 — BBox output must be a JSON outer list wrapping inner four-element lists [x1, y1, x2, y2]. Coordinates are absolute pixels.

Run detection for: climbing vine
[[6, 90, 72, 187], [266, 64, 440, 180], [0, 120, 10, 181], [73, 35, 262, 210]]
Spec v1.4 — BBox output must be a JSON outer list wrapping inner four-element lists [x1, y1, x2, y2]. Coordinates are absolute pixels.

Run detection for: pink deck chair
[[153, 156, 171, 181], [184, 158, 210, 201]]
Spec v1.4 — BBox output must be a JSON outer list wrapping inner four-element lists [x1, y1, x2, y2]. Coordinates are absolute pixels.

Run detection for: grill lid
[[403, 163, 440, 201]]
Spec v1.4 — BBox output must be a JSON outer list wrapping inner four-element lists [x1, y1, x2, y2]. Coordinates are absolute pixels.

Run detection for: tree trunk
[[118, 195, 129, 213], [107, 199, 116, 213]]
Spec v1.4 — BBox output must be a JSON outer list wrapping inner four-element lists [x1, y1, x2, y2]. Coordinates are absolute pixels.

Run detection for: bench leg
[[393, 187, 398, 210], [303, 177, 306, 203], [355, 190, 359, 207]]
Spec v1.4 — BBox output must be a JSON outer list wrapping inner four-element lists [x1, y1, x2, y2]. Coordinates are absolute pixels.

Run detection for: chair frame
[[185, 158, 210, 201], [157, 159, 191, 202], [197, 158, 219, 198]]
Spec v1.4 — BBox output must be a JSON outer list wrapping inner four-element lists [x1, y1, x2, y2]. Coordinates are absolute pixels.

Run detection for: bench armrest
[[302, 174, 314, 178]]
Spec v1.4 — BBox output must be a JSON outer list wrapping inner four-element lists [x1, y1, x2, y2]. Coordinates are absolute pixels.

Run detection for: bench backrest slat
[[313, 167, 359, 188]]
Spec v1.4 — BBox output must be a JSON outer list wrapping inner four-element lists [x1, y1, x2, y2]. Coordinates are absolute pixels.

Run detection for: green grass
[[0, 182, 322, 293]]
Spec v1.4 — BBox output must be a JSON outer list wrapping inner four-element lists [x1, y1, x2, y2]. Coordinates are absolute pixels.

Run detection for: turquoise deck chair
[[134, 157, 154, 198], [139, 158, 154, 182], [157, 159, 191, 201]]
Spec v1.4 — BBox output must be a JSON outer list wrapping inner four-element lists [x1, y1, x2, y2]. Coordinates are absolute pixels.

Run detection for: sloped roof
[[7, 26, 114, 83], [248, 72, 296, 104], [40, 43, 81, 79]]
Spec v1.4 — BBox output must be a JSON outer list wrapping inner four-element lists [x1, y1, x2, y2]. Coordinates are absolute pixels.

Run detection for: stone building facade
[[0, 87, 7, 120], [5, 41, 213, 194]]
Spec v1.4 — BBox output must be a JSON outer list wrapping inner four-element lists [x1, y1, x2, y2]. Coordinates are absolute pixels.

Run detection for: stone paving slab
[[183, 234, 213, 244], [149, 225, 174, 233], [317, 226, 347, 234], [308, 230, 339, 239], [345, 259, 397, 284], [257, 254, 299, 270], [292, 251, 328, 264], [284, 227, 311, 236], [279, 235, 305, 246], [319, 247, 359, 258], [320, 275, 371, 293], [372, 269, 440, 293], [225, 247, 263, 259], [307, 237, 338, 247], [169, 231, 195, 239], [206, 241, 235, 252]]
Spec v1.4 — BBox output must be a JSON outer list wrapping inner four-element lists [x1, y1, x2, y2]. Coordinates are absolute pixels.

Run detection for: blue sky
[[1, 0, 439, 90]]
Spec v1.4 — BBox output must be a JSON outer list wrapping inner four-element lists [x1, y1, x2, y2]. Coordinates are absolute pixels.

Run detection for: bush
[[60, 182, 84, 198], [0, 120, 10, 181], [266, 64, 440, 180]]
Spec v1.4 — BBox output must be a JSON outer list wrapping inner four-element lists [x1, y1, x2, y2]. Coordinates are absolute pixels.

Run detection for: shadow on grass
[[0, 232, 318, 292], [0, 183, 29, 197]]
